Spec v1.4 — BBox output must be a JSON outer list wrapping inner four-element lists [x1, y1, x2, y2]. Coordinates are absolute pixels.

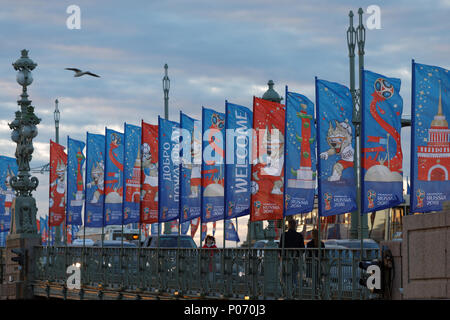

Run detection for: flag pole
[[121, 123, 126, 277], [64, 137, 69, 274], [157, 116, 161, 263], [83, 132, 88, 251], [177, 112, 182, 291], [46, 217, 49, 246], [315, 76, 323, 298], [200, 107, 205, 249], [49, 141, 53, 247], [223, 100, 228, 291], [360, 66, 366, 262], [235, 217, 238, 246], [281, 85, 289, 282], [410, 59, 416, 214], [102, 128, 107, 251], [139, 119, 144, 249]]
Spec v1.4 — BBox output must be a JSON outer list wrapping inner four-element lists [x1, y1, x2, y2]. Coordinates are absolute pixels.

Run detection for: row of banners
[[0, 62, 449, 243]]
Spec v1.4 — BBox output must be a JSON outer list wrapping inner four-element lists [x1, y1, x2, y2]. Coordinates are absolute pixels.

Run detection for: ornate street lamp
[[8, 49, 41, 235], [259, 80, 283, 297], [162, 64, 171, 234], [54, 99, 60, 143], [347, 9, 368, 240], [347, 11, 357, 123], [53, 98, 62, 244], [163, 64, 170, 120]]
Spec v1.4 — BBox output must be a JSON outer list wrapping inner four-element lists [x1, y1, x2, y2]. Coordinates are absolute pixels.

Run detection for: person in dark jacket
[[279, 219, 304, 287], [306, 229, 325, 293], [306, 229, 325, 251], [279, 219, 305, 249]]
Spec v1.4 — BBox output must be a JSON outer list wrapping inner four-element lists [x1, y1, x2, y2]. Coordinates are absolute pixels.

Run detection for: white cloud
[[48, 44, 127, 60], [439, 0, 450, 7]]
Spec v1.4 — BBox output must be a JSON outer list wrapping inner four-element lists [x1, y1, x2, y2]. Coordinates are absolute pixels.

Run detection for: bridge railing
[[32, 246, 379, 300]]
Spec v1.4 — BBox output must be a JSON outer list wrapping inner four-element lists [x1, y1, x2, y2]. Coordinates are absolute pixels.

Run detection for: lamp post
[[260, 80, 283, 297], [6, 49, 41, 299], [163, 64, 170, 120], [246, 80, 283, 246], [356, 8, 369, 240], [54, 99, 60, 143], [261, 80, 283, 244], [8, 49, 41, 236], [162, 64, 171, 235], [347, 9, 368, 240], [53, 99, 62, 245]]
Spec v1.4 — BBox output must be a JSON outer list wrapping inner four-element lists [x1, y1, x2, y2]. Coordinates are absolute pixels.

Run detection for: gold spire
[[134, 144, 141, 168], [431, 80, 448, 128]]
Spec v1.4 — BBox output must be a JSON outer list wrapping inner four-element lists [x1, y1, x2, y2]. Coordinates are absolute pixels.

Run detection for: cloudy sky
[[1, 0, 449, 245]]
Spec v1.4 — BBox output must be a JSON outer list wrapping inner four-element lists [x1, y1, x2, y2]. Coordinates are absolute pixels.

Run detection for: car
[[324, 239, 379, 259], [253, 239, 280, 255], [323, 240, 381, 297], [253, 239, 280, 248], [142, 234, 197, 248], [93, 240, 137, 247], [69, 238, 95, 246]]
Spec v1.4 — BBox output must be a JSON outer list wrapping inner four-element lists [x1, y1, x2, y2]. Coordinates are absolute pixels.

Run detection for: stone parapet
[[402, 210, 449, 299]]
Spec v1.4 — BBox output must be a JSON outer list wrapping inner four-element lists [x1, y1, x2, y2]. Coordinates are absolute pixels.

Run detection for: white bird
[[65, 68, 100, 78]]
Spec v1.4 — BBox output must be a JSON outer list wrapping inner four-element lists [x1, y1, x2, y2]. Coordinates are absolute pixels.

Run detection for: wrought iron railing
[[32, 246, 379, 300]]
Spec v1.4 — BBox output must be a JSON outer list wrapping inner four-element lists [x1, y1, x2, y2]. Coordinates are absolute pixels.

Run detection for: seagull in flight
[[65, 68, 100, 78]]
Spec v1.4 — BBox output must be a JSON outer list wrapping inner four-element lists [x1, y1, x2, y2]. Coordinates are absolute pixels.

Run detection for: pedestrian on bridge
[[306, 229, 325, 293], [202, 235, 218, 284], [279, 219, 305, 288]]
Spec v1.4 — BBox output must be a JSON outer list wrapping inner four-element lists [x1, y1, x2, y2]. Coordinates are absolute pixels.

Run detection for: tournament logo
[[227, 201, 234, 217], [183, 205, 189, 220], [254, 200, 261, 216], [324, 192, 333, 211], [416, 189, 425, 208], [367, 189, 376, 209], [105, 209, 111, 222], [205, 203, 212, 219]]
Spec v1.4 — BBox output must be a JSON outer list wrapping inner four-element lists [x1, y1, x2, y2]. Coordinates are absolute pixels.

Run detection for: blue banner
[[158, 117, 181, 223], [66, 138, 85, 226], [38, 216, 49, 246], [0, 156, 17, 233], [202, 107, 226, 223], [85, 133, 106, 227], [201, 222, 207, 242], [411, 62, 450, 212], [316, 79, 357, 216], [181, 221, 190, 235], [123, 123, 142, 224], [225, 102, 252, 220], [71, 225, 80, 242], [361, 70, 403, 213], [180, 112, 202, 223], [225, 219, 240, 242], [0, 231, 6, 246], [104, 128, 124, 226], [284, 89, 317, 215]]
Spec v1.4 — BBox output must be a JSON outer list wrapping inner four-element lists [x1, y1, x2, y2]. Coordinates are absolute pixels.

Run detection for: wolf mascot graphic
[[320, 119, 354, 182], [87, 160, 104, 203], [141, 142, 158, 202], [252, 125, 284, 195]]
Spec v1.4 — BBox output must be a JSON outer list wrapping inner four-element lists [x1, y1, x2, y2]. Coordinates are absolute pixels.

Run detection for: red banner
[[250, 97, 285, 221], [49, 140, 67, 227], [140, 121, 159, 224]]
